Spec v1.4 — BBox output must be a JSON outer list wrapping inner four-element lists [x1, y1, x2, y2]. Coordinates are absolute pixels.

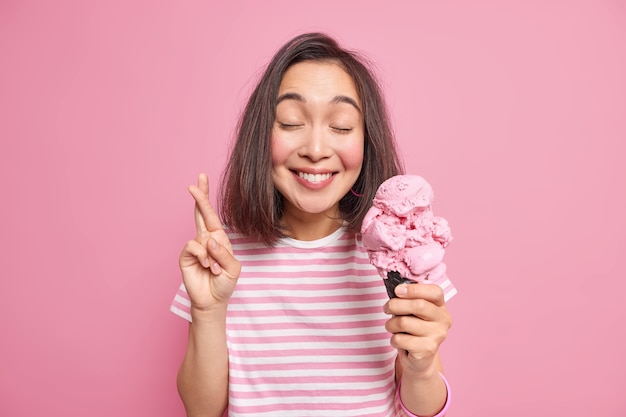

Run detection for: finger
[[195, 230, 218, 270], [390, 333, 441, 362], [189, 185, 221, 232], [385, 297, 443, 321], [385, 314, 440, 337], [189, 177, 223, 233], [179, 239, 211, 269], [197, 172, 209, 195], [394, 282, 446, 306], [194, 203, 207, 234], [206, 235, 241, 278], [190, 174, 209, 234]]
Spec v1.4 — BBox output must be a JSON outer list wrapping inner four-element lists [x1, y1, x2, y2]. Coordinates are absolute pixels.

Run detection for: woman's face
[[271, 60, 365, 227]]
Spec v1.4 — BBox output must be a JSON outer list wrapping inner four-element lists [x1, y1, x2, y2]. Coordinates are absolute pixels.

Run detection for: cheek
[[270, 134, 286, 166], [344, 151, 364, 171], [340, 139, 365, 171]]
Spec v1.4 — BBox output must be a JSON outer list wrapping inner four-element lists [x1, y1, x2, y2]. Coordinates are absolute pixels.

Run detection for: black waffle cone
[[384, 271, 417, 298]]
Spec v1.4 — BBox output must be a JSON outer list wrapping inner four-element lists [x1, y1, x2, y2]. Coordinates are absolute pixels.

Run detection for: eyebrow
[[276, 93, 362, 113]]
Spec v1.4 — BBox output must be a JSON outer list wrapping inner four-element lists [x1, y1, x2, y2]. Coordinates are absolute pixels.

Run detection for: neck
[[280, 211, 344, 241]]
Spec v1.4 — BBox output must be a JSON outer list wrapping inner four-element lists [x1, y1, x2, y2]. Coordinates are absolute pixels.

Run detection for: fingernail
[[395, 285, 408, 296], [201, 258, 210, 268], [210, 262, 222, 275]]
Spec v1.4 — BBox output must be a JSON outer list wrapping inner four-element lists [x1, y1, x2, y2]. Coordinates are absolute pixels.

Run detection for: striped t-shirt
[[170, 226, 456, 417]]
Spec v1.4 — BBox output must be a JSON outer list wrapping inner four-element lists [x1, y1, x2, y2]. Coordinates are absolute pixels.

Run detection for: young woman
[[171, 32, 456, 417]]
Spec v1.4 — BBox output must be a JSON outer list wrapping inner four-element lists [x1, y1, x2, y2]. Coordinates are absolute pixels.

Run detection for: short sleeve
[[432, 269, 457, 303], [170, 283, 192, 322]]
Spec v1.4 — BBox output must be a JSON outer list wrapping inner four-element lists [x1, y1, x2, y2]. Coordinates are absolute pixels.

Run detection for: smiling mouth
[[297, 171, 334, 183]]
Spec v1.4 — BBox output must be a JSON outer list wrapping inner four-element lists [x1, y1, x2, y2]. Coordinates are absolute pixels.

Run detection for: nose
[[299, 126, 332, 161]]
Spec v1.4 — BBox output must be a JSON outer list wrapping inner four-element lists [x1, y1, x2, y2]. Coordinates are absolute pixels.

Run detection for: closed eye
[[331, 127, 353, 134], [278, 122, 304, 130]]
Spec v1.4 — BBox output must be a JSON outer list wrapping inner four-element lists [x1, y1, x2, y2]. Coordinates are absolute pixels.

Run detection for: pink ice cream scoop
[[361, 175, 452, 298]]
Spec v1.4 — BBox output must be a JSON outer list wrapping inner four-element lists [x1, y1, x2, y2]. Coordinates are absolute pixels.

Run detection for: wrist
[[397, 372, 451, 417], [401, 357, 440, 381], [190, 304, 228, 323]]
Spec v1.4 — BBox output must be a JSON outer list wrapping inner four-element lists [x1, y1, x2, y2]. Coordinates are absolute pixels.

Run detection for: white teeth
[[298, 172, 332, 183]]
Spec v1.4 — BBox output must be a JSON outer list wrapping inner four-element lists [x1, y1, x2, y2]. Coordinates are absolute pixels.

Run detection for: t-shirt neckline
[[279, 226, 346, 249]]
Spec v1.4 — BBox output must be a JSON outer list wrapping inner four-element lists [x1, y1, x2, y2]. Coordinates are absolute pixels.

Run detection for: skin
[[271, 61, 365, 240], [177, 174, 240, 417], [388, 284, 452, 416], [176, 61, 452, 417]]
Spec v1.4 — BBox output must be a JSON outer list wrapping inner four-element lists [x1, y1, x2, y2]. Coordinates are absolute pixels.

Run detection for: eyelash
[[278, 123, 302, 130], [277, 123, 353, 134]]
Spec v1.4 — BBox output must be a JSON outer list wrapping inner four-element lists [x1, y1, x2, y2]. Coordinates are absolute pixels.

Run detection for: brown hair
[[219, 32, 404, 246]]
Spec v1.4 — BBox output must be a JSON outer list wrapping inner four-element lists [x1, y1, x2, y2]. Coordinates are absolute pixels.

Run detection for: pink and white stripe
[[171, 227, 456, 416]]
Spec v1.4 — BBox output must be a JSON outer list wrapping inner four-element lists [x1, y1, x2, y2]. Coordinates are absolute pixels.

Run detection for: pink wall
[[1, 1, 625, 415]]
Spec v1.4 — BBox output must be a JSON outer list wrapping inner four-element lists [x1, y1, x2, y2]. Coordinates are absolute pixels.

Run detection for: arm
[[385, 284, 452, 416], [394, 352, 448, 417], [177, 306, 229, 417], [176, 174, 241, 417]]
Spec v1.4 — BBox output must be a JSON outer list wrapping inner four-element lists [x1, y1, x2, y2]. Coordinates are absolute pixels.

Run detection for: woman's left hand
[[383, 283, 452, 376]]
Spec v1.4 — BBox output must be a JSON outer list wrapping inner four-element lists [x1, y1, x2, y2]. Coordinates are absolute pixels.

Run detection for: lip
[[291, 169, 336, 188]]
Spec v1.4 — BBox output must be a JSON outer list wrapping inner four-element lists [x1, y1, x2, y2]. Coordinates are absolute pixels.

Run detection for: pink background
[[1, 1, 625, 415]]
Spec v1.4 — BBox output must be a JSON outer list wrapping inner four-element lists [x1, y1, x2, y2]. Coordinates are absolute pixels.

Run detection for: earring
[[350, 188, 363, 197]]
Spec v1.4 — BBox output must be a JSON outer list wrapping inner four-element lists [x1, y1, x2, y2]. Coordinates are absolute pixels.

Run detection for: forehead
[[278, 61, 361, 104]]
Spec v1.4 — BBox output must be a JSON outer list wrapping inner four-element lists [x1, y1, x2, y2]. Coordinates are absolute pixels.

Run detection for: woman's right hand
[[179, 173, 241, 311]]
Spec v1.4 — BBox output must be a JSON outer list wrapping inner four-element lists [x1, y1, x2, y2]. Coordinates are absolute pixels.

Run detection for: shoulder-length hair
[[219, 32, 404, 246]]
